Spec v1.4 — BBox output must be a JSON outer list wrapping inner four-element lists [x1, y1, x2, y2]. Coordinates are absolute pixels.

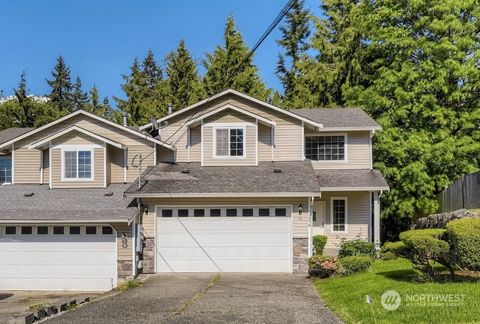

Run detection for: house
[[0, 89, 388, 291]]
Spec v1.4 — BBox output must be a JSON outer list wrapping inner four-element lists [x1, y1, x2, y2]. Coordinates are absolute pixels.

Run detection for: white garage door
[[0, 225, 117, 291], [156, 206, 292, 272]]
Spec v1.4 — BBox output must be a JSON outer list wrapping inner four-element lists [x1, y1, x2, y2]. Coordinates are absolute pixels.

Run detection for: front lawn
[[314, 258, 480, 323]]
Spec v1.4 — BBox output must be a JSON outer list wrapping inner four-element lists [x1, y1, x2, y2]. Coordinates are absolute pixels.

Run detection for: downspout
[[307, 196, 315, 258]]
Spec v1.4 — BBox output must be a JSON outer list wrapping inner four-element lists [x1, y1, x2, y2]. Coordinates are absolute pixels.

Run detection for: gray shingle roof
[[125, 161, 322, 196], [0, 184, 137, 222], [0, 128, 34, 145], [315, 169, 389, 191], [291, 108, 380, 129]]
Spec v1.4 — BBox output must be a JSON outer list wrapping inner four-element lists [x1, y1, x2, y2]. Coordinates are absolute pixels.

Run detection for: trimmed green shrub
[[399, 229, 452, 278], [381, 251, 396, 260], [446, 218, 480, 271], [338, 239, 375, 258], [313, 235, 328, 255], [338, 256, 373, 275], [307, 255, 337, 278], [381, 241, 407, 258]]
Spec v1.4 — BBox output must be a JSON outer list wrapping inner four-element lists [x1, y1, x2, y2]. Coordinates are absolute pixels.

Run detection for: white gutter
[[0, 219, 130, 224], [125, 192, 322, 198]]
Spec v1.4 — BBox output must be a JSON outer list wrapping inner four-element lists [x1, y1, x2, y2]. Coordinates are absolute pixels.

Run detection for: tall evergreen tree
[[46, 56, 74, 112], [143, 50, 163, 96], [203, 16, 270, 100], [72, 76, 88, 111], [85, 85, 114, 120], [276, 0, 311, 105], [166, 40, 205, 109]]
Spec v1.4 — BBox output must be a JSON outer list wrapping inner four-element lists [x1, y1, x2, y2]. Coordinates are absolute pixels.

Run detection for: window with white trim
[[305, 135, 345, 161], [331, 198, 347, 232], [0, 157, 12, 184], [215, 128, 244, 157], [63, 149, 93, 180]]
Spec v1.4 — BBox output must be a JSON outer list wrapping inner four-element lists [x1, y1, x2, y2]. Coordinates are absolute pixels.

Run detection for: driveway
[[46, 273, 341, 324]]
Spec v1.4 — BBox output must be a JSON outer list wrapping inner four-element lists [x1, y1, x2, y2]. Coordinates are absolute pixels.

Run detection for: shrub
[[446, 218, 480, 271], [381, 251, 396, 260], [338, 256, 373, 275], [307, 255, 337, 278], [313, 235, 328, 255], [338, 239, 376, 258], [381, 241, 407, 258], [399, 229, 453, 278]]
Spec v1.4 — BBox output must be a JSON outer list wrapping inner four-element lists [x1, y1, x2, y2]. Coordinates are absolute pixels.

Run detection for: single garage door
[[156, 206, 292, 272], [0, 225, 117, 291]]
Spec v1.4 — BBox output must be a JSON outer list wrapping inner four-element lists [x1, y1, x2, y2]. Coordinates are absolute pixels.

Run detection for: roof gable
[[186, 104, 276, 127]]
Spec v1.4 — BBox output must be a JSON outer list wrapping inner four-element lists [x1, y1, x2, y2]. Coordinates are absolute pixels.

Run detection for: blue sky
[[0, 0, 322, 104]]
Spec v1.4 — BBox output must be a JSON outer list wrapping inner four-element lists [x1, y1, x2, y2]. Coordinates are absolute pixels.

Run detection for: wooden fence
[[436, 171, 480, 212]]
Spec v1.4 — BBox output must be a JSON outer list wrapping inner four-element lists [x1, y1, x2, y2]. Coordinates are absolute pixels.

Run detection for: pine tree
[[46, 56, 74, 112], [72, 76, 88, 111], [143, 50, 163, 96], [276, 0, 310, 105], [85, 85, 115, 120], [166, 40, 205, 109], [203, 16, 270, 100]]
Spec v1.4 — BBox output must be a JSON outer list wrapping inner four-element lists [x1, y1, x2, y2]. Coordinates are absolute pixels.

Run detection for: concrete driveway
[[46, 273, 341, 324]]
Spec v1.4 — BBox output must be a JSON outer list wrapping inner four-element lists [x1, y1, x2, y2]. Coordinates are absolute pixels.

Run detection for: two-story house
[[0, 89, 388, 291]]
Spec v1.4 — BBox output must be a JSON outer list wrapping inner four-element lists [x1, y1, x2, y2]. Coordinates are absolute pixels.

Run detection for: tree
[[166, 40, 205, 110], [347, 0, 480, 221], [72, 76, 88, 111], [46, 56, 74, 112], [276, 0, 311, 105], [84, 85, 114, 120], [203, 15, 270, 100]]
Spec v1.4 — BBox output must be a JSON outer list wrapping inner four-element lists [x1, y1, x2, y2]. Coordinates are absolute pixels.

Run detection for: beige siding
[[308, 131, 371, 170], [319, 191, 371, 248], [50, 147, 105, 188], [189, 125, 201, 162], [42, 149, 49, 184], [13, 147, 41, 184], [109, 146, 125, 183], [157, 146, 175, 163], [112, 223, 132, 262], [126, 145, 155, 182], [258, 123, 273, 161], [158, 94, 303, 163], [106, 146, 112, 185]]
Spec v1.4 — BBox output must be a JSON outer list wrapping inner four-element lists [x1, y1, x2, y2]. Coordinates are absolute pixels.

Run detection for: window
[[259, 208, 270, 217], [215, 128, 244, 157], [178, 209, 189, 217], [305, 135, 345, 161], [226, 209, 237, 217], [5, 226, 16, 235], [162, 209, 173, 217], [0, 157, 12, 184], [210, 209, 221, 217], [63, 149, 93, 180], [242, 208, 253, 217], [102, 226, 113, 235], [194, 209, 205, 217], [53, 226, 64, 235], [37, 226, 49, 235], [21, 226, 32, 235], [70, 226, 81, 235], [331, 198, 347, 232], [86, 226, 97, 235], [275, 208, 287, 217]]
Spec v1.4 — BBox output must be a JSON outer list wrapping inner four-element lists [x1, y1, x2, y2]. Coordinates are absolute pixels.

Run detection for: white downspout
[[307, 196, 315, 258]]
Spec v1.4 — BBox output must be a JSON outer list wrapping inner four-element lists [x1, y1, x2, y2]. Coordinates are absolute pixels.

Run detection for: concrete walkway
[[46, 274, 342, 324]]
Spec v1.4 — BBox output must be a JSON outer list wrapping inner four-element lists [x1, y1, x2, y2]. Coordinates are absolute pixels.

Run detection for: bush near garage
[[446, 218, 480, 271], [313, 235, 328, 255], [338, 256, 373, 275], [338, 239, 376, 258], [308, 255, 337, 278]]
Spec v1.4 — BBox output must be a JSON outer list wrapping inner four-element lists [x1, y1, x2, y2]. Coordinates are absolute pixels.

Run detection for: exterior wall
[[112, 223, 133, 278], [307, 130, 371, 170], [258, 123, 273, 161], [319, 191, 371, 249], [109, 146, 125, 183], [11, 114, 156, 184], [42, 149, 49, 184], [157, 94, 303, 163]]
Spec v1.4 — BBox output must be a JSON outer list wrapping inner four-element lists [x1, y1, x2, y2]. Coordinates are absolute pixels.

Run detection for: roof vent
[[24, 192, 34, 197], [104, 191, 114, 196], [273, 168, 282, 173], [181, 169, 190, 174]]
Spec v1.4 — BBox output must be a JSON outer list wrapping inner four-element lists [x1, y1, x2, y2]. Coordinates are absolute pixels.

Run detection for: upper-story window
[[0, 157, 12, 184], [215, 127, 244, 158], [305, 135, 346, 161], [62, 149, 93, 180]]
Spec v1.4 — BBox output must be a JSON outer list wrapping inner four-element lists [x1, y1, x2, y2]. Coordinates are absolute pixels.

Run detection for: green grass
[[314, 258, 480, 324], [115, 279, 142, 292]]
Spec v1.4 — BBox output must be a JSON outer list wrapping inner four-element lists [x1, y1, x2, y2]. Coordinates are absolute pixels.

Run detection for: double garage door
[[0, 225, 117, 291], [156, 206, 292, 272]]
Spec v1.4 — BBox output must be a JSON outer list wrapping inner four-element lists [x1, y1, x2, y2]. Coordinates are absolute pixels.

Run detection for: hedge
[[338, 239, 375, 258], [313, 235, 327, 255], [338, 256, 373, 275], [446, 218, 480, 271]]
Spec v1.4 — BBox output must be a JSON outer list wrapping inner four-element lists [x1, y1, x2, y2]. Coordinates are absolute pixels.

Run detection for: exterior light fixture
[[143, 206, 149, 214], [298, 204, 303, 215]]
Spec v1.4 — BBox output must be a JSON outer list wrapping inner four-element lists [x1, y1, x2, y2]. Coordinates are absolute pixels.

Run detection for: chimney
[[167, 103, 173, 115], [122, 111, 128, 126]]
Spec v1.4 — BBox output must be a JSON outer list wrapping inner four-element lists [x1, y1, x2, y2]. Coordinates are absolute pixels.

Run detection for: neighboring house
[[0, 89, 388, 291]]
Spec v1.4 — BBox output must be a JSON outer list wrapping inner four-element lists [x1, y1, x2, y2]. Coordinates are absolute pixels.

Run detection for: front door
[[313, 201, 326, 235]]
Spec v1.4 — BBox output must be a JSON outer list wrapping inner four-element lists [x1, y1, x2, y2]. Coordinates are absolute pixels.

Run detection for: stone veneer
[[117, 260, 132, 278], [142, 238, 155, 274], [293, 238, 309, 273]]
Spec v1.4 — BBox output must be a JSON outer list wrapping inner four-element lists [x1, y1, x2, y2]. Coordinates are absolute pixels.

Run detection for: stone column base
[[142, 238, 155, 274], [117, 260, 133, 278], [293, 238, 309, 273]]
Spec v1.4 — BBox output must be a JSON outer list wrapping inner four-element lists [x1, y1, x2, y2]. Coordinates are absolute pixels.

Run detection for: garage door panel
[[156, 211, 292, 273]]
